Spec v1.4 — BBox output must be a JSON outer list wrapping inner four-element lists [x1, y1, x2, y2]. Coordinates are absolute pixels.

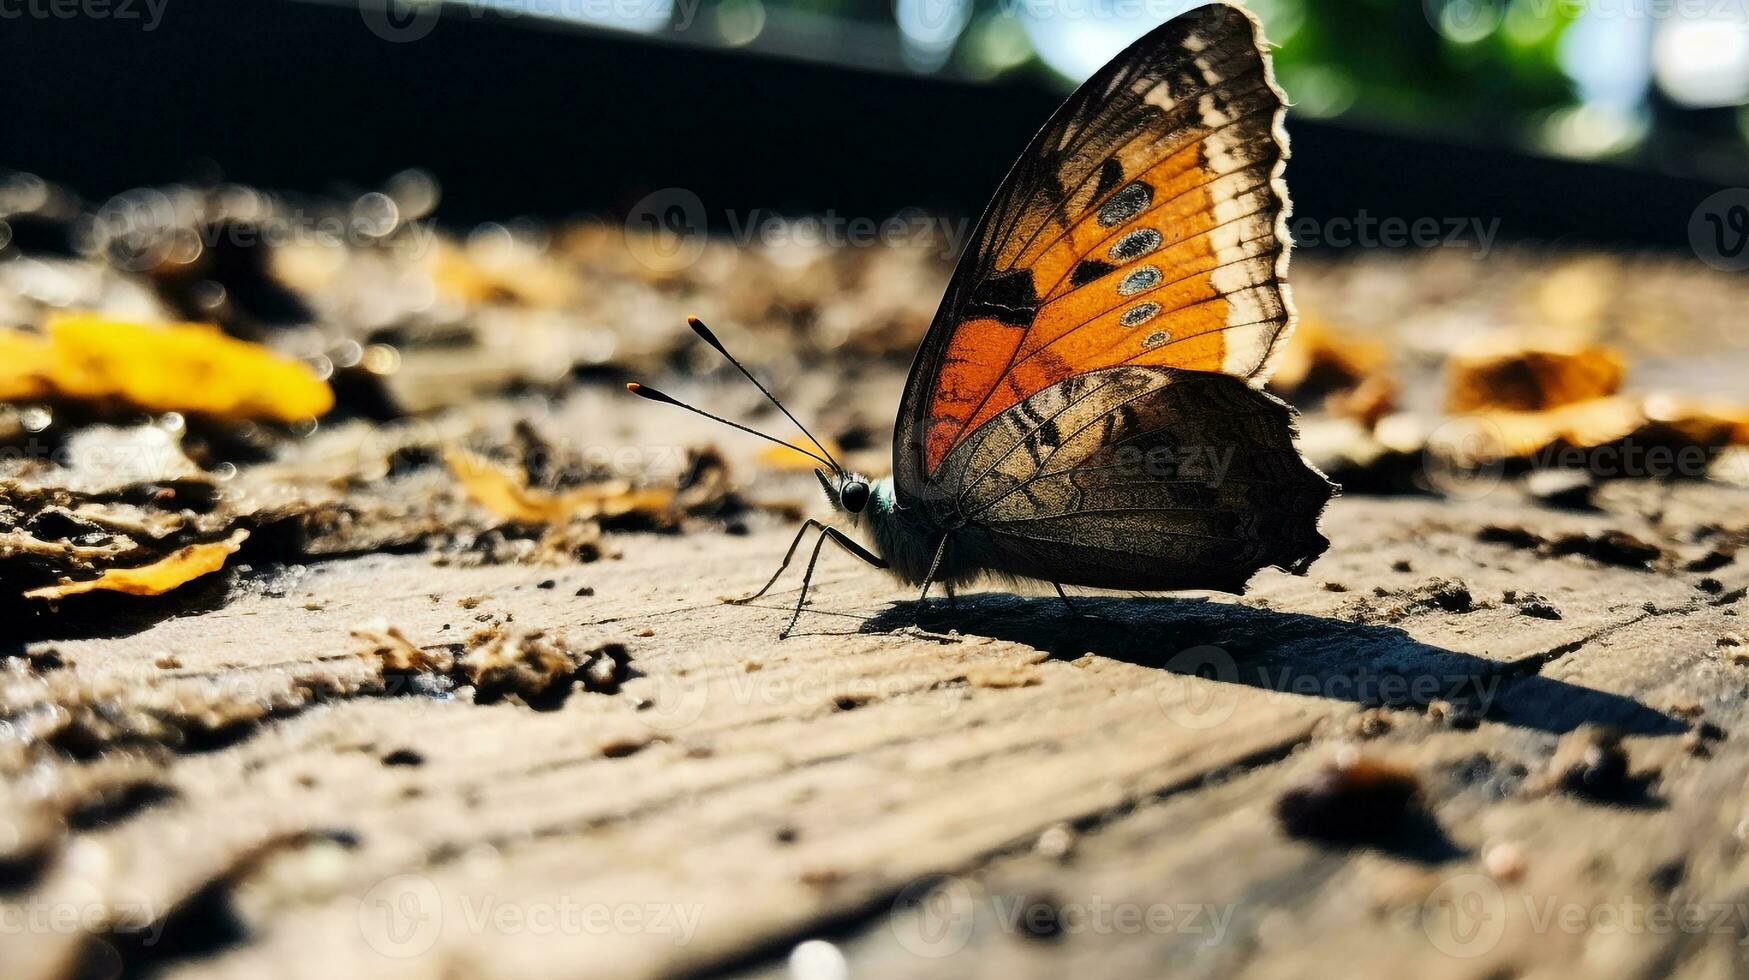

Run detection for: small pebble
[[1484, 841, 1527, 881], [1035, 823, 1076, 861]]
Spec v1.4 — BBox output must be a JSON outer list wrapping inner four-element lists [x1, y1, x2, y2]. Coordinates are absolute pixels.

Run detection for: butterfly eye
[[840, 481, 870, 513]]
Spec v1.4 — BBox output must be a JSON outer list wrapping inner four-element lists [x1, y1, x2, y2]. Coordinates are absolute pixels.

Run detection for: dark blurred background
[[2, 0, 1745, 248]]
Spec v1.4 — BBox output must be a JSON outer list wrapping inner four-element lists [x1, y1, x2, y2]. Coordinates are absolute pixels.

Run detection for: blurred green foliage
[[1258, 0, 1579, 130]]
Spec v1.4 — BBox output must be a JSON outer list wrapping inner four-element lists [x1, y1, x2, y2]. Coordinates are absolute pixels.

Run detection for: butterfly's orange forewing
[[913, 4, 1293, 476]]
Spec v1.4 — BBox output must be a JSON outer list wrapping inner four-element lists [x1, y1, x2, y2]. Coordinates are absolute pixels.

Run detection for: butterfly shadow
[[860, 593, 1684, 738]]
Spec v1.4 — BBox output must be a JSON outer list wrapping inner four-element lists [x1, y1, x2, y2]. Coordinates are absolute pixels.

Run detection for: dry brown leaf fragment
[[1446, 338, 1625, 414], [0, 313, 333, 422], [1326, 375, 1399, 430], [23, 529, 249, 600], [1269, 316, 1390, 402]]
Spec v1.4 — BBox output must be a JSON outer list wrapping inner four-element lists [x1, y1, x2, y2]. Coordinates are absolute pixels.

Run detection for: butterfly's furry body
[[842, 477, 1002, 590]]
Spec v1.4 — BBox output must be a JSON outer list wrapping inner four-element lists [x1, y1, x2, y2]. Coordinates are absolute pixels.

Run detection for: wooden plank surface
[[5, 473, 1746, 978]]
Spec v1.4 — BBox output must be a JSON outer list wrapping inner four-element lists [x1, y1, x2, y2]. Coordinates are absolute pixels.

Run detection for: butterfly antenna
[[684, 316, 845, 475], [625, 383, 838, 470]]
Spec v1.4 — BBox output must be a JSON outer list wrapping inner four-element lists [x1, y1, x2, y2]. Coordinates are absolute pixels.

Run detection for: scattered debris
[[1275, 754, 1424, 844], [1477, 525, 1663, 569], [1347, 709, 1393, 739], [1536, 727, 1656, 804], [1503, 590, 1563, 620], [459, 630, 629, 706], [1685, 545, 1737, 573], [1427, 699, 1480, 729], [1346, 578, 1474, 622], [1526, 468, 1596, 511]]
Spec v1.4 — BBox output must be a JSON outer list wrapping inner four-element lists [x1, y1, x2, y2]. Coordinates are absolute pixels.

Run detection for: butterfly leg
[[780, 527, 887, 639], [912, 535, 954, 630], [917, 535, 951, 605], [781, 532, 834, 639], [728, 519, 825, 604], [1052, 582, 1084, 618]]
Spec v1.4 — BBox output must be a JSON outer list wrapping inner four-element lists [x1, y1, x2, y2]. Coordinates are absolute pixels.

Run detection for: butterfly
[[630, 2, 1335, 637]]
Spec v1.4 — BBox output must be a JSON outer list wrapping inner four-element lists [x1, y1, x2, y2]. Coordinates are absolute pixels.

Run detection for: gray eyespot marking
[[1109, 228, 1162, 261], [1118, 266, 1163, 296], [1096, 182, 1152, 228], [1120, 302, 1162, 327], [1143, 330, 1172, 348]]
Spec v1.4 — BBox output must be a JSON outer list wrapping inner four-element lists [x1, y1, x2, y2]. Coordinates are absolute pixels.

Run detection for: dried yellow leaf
[[0, 330, 55, 401], [757, 436, 844, 473], [24, 529, 249, 601], [428, 238, 579, 308], [444, 448, 673, 525], [0, 313, 333, 422]]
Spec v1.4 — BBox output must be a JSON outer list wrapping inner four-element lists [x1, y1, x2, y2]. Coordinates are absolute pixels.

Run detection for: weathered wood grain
[[3, 472, 1745, 979]]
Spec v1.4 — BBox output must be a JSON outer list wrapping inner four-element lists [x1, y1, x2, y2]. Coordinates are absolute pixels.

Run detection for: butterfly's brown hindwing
[[938, 366, 1333, 592], [895, 2, 1295, 506]]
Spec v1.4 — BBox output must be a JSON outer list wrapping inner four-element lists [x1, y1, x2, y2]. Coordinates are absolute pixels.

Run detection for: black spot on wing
[[1091, 157, 1125, 200], [965, 269, 1040, 328], [1070, 258, 1118, 287]]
